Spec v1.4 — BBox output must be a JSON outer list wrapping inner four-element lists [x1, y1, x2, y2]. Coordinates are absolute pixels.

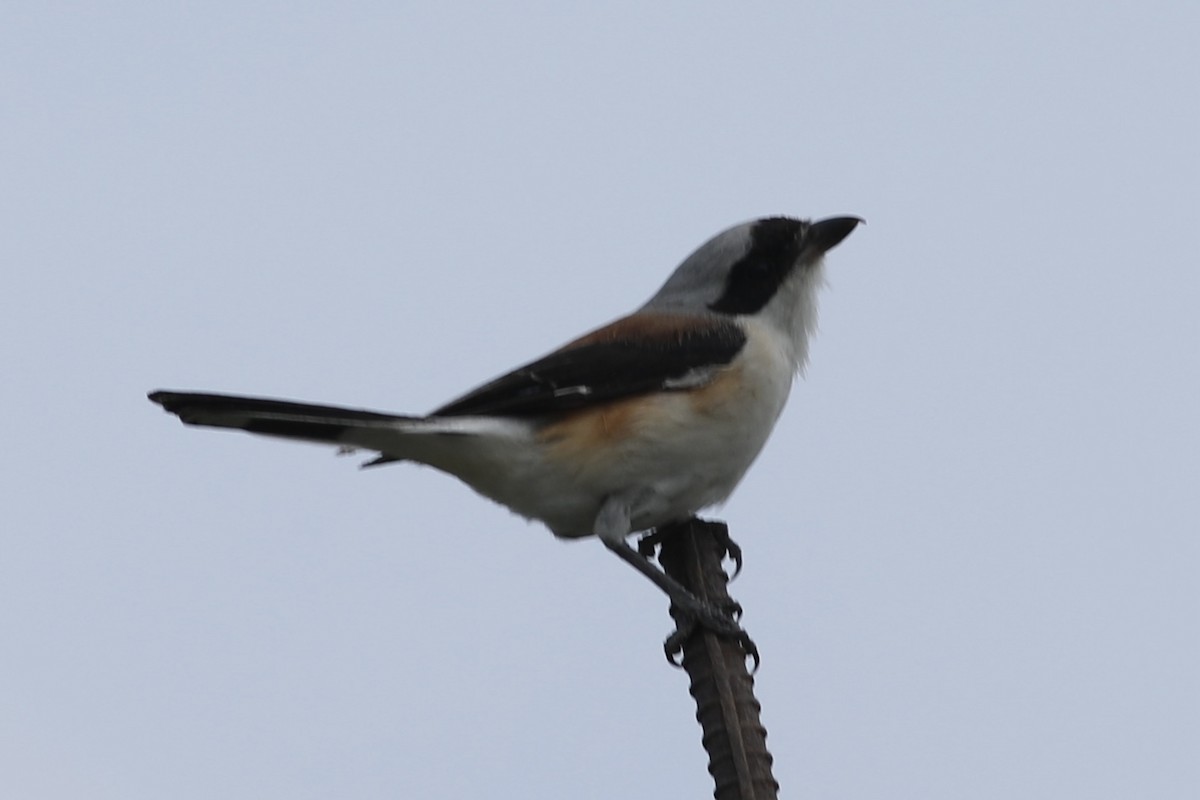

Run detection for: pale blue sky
[[3, 3, 1197, 798]]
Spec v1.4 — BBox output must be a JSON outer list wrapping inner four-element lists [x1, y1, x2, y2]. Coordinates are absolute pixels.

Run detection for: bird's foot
[[638, 524, 743, 581], [663, 593, 759, 671]]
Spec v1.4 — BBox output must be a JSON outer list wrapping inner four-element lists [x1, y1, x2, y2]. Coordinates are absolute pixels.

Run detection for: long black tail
[[148, 390, 416, 446]]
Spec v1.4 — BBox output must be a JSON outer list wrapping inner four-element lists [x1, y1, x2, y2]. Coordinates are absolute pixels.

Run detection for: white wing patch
[[662, 366, 720, 391]]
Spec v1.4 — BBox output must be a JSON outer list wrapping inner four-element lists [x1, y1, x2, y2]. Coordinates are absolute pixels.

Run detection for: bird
[[150, 215, 860, 651]]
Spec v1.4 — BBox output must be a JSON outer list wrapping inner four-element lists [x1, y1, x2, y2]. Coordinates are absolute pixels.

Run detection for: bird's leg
[[595, 497, 752, 665]]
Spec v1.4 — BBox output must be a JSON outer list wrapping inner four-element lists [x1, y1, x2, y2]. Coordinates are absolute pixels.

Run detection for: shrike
[[150, 215, 860, 647]]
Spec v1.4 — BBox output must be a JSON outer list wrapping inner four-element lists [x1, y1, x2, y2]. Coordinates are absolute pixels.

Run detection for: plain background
[[3, 3, 1196, 798]]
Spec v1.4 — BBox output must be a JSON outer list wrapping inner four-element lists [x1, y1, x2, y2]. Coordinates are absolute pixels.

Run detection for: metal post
[[655, 518, 779, 800]]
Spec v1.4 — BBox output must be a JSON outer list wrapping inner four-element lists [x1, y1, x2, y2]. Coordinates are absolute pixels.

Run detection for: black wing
[[432, 314, 747, 418]]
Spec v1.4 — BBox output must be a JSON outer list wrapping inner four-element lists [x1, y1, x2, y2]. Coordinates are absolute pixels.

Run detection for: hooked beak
[[806, 216, 863, 254]]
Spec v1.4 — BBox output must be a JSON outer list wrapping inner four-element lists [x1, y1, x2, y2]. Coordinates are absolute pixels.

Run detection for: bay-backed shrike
[[150, 215, 859, 650]]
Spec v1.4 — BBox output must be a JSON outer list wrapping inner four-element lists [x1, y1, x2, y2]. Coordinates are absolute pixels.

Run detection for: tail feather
[[148, 390, 418, 452], [150, 390, 531, 472]]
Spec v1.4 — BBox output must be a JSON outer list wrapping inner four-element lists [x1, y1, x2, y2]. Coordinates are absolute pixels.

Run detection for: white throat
[[757, 260, 826, 369]]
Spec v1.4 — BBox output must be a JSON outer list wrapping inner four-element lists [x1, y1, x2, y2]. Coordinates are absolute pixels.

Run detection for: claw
[[724, 598, 744, 622], [710, 525, 744, 581], [662, 597, 760, 672], [639, 525, 743, 581], [664, 621, 692, 667]]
